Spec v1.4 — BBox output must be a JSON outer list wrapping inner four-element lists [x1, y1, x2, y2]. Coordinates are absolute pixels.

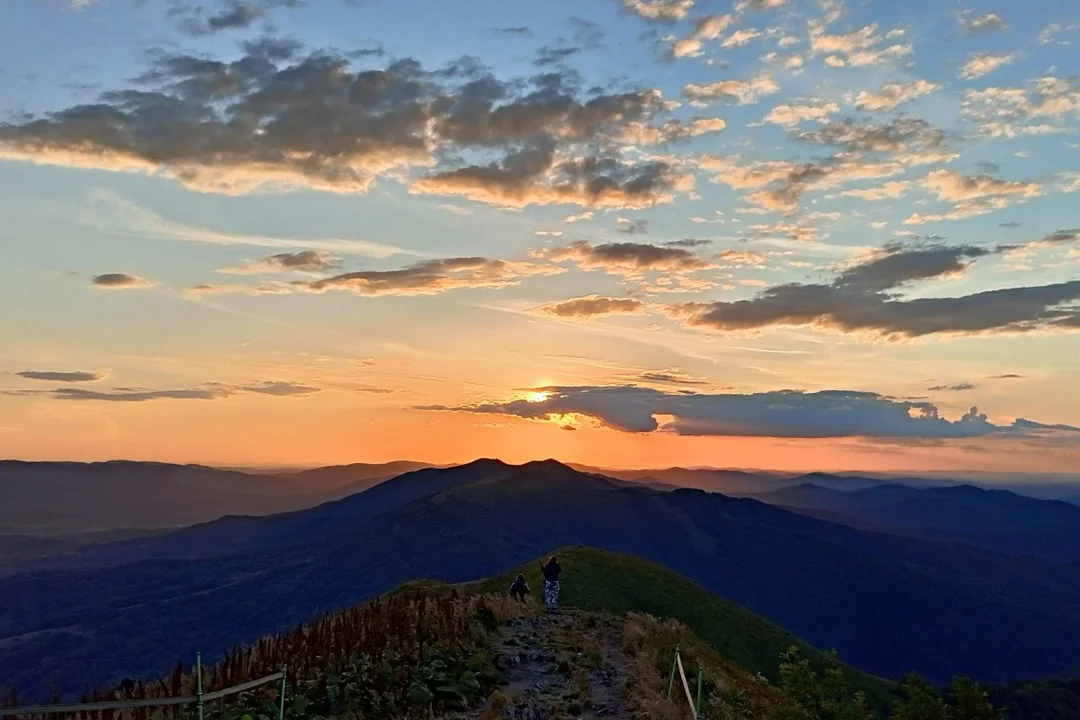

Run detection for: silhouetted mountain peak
[[519, 458, 575, 473]]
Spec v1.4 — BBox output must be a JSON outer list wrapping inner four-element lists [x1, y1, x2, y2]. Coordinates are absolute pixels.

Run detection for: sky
[[1, 0, 1079, 473]]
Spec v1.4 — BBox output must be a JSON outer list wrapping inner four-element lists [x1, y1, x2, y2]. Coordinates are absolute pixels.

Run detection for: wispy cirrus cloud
[[193, 256, 563, 298], [39, 380, 321, 402], [15, 370, 104, 382], [83, 190, 419, 258]]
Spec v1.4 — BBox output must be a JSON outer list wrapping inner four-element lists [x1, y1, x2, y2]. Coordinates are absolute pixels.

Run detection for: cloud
[[424, 385, 1079, 439], [1038, 23, 1079, 45], [722, 29, 763, 48], [671, 14, 732, 58], [905, 169, 1042, 224], [411, 141, 694, 209], [438, 204, 474, 216], [565, 211, 594, 223], [669, 242, 1080, 339], [684, 73, 779, 105], [616, 217, 650, 235], [244, 381, 321, 396], [171, 0, 301, 36], [809, 21, 912, 66], [962, 80, 1080, 137], [219, 250, 342, 275], [534, 45, 583, 67], [53, 387, 228, 402], [704, 154, 904, 213], [795, 118, 953, 163], [0, 44, 686, 206], [82, 190, 417, 258], [736, 0, 791, 11], [763, 99, 840, 127], [840, 180, 910, 200], [16, 370, 103, 382], [959, 12, 1006, 33], [615, 117, 727, 145], [746, 222, 822, 243], [92, 273, 152, 289], [535, 295, 647, 317], [200, 256, 563, 297], [540, 239, 713, 275], [635, 368, 708, 385], [623, 0, 694, 21], [929, 383, 977, 391], [492, 26, 534, 37], [961, 53, 1015, 79], [47, 380, 321, 402], [855, 80, 938, 112], [667, 238, 712, 248]]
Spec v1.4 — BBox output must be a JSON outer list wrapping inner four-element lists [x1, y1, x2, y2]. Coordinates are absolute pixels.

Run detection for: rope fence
[[666, 644, 703, 719], [0, 654, 287, 720]]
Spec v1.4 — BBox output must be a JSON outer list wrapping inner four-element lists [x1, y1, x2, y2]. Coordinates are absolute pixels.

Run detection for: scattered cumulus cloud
[[623, 0, 694, 21], [424, 385, 1078, 439], [218, 250, 341, 275], [855, 80, 938, 112], [92, 273, 152, 289], [535, 295, 647, 317], [670, 14, 732, 58], [961, 53, 1015, 79], [958, 12, 1006, 33], [763, 99, 840, 127], [684, 73, 779, 105], [539, 239, 713, 276], [668, 242, 1080, 339]]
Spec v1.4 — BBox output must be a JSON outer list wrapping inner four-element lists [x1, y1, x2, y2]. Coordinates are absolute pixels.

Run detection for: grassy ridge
[[468, 546, 897, 706]]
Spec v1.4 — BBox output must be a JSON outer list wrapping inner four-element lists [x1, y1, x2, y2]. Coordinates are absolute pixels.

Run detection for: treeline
[[775, 647, 1002, 720]]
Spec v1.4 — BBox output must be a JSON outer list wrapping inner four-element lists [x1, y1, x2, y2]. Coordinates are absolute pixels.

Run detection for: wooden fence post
[[195, 654, 203, 720], [276, 666, 287, 720], [667, 644, 680, 700]]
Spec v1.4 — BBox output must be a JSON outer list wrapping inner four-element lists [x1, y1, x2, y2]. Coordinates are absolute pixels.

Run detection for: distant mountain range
[[3, 459, 1080, 701], [0, 459, 432, 535], [751, 482, 1080, 562]]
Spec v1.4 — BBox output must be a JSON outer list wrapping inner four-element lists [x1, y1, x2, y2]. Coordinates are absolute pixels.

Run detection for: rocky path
[[465, 608, 631, 719]]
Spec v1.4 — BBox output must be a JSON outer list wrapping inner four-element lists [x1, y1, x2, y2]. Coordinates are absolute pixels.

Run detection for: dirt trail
[[466, 608, 631, 719]]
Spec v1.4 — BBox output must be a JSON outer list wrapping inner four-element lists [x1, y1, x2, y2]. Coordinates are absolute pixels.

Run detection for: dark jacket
[[541, 559, 561, 583], [509, 577, 530, 596]]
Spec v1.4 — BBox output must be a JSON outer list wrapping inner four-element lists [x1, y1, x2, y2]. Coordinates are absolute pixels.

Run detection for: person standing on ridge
[[508, 573, 530, 602], [539, 555, 562, 612]]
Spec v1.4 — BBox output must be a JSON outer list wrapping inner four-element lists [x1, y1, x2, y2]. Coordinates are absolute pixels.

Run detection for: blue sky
[[0, 0, 1078, 472]]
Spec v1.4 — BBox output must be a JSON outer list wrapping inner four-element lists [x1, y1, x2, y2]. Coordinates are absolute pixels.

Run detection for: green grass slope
[[469, 546, 897, 706]]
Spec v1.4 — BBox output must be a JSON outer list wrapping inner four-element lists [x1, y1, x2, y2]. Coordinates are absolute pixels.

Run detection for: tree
[[946, 677, 1002, 720], [840, 691, 876, 720], [893, 673, 946, 720], [777, 647, 874, 720]]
